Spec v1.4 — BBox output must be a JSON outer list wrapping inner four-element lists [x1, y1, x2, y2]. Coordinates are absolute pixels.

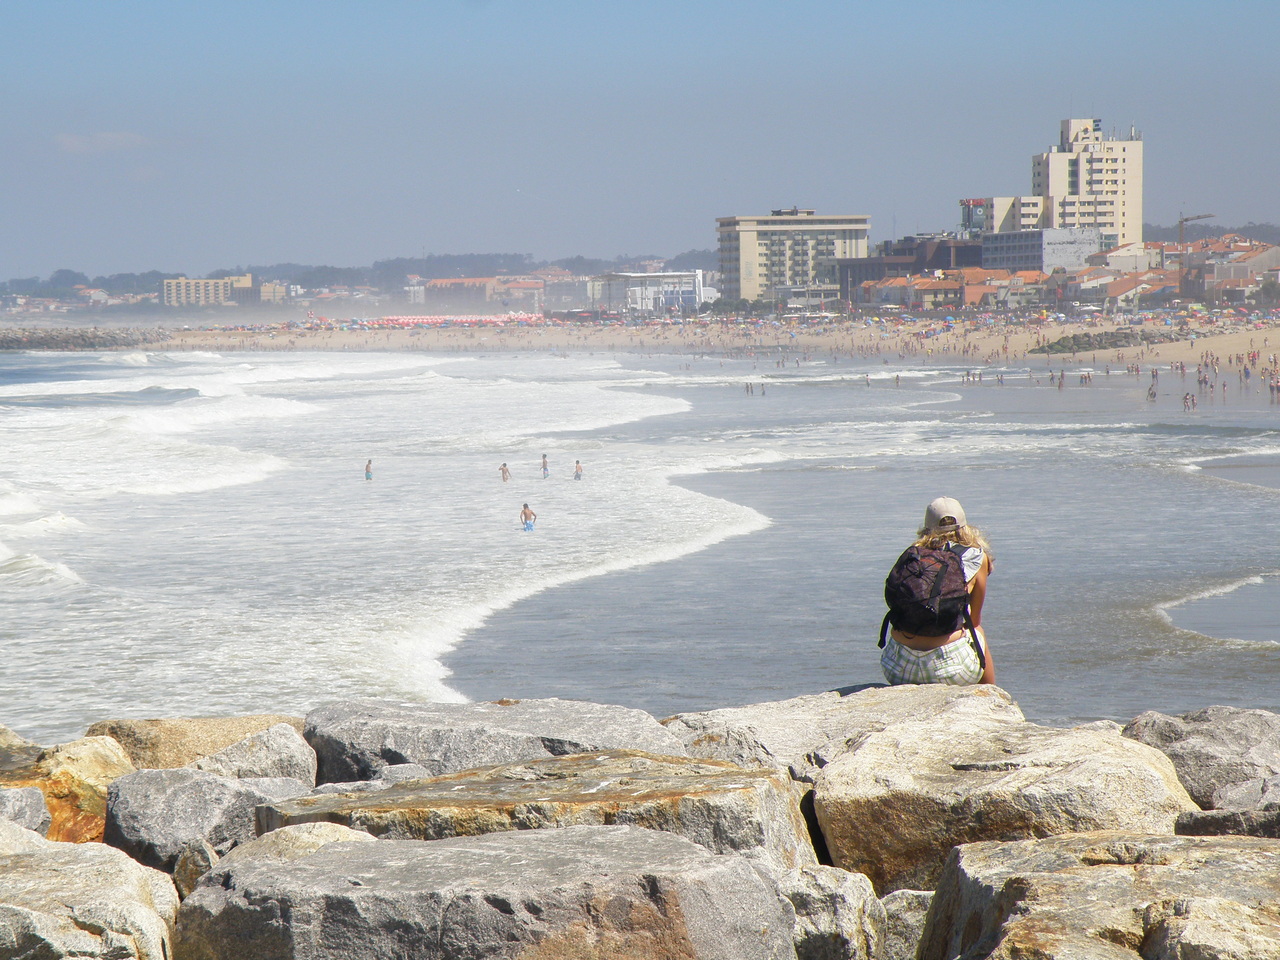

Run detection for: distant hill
[[2, 249, 720, 297], [664, 249, 717, 271], [1144, 222, 1280, 244]]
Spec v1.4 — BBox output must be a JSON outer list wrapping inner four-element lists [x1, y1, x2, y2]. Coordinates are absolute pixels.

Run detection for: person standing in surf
[[365, 460, 373, 481], [500, 463, 511, 482], [520, 504, 537, 531], [541, 454, 549, 479]]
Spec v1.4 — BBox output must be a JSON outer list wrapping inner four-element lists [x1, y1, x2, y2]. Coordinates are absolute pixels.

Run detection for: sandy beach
[[160, 317, 1280, 370]]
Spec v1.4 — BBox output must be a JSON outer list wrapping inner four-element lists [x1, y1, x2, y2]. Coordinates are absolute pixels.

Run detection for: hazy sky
[[3, 0, 1276, 279]]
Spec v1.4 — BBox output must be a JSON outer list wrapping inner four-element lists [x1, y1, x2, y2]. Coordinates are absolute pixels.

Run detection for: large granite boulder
[[305, 697, 687, 784], [260, 749, 816, 870], [879, 889, 933, 960], [771, 863, 884, 960], [920, 831, 1280, 960], [0, 735, 135, 842], [814, 718, 1196, 893], [105, 768, 309, 871], [188, 722, 317, 784], [0, 819, 177, 960], [1123, 704, 1280, 808], [0, 724, 42, 770], [86, 714, 305, 769], [0, 785, 51, 836], [176, 824, 797, 960], [1211, 772, 1280, 810], [663, 684, 1024, 783]]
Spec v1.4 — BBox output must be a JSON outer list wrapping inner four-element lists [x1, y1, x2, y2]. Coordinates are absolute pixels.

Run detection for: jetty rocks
[[0, 326, 174, 351], [1, 691, 1278, 959]]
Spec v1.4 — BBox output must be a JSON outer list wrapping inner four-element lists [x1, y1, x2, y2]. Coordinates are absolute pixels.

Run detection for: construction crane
[[1178, 213, 1214, 245]]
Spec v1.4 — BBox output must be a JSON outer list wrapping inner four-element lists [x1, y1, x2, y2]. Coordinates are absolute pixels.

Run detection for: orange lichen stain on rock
[[0, 740, 133, 843], [493, 699, 523, 707]]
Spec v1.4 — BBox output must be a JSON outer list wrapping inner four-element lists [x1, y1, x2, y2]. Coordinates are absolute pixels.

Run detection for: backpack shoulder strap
[[963, 607, 986, 670], [878, 611, 892, 649]]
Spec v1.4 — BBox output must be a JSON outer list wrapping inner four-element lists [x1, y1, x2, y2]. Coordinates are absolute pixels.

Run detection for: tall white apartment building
[[961, 119, 1144, 249], [717, 207, 870, 302]]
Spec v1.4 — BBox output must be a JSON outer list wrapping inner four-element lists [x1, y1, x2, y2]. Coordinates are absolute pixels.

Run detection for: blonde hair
[[914, 523, 992, 558]]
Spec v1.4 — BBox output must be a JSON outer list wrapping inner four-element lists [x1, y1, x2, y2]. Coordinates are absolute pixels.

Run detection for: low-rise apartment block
[[717, 207, 870, 302], [163, 274, 258, 306]]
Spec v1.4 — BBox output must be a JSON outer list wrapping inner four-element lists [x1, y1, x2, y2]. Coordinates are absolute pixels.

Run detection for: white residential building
[[589, 271, 707, 314]]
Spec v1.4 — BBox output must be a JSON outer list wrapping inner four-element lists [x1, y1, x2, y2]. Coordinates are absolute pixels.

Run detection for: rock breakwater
[[0, 327, 175, 351], [2, 690, 1279, 959]]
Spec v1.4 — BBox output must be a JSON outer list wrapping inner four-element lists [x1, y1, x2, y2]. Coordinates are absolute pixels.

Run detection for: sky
[[2, 0, 1277, 280]]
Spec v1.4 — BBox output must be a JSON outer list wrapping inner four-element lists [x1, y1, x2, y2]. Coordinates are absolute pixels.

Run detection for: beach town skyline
[[3, 1, 1277, 280]]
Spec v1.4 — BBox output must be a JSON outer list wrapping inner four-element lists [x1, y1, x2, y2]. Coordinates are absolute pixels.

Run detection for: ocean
[[2, 345, 1279, 745]]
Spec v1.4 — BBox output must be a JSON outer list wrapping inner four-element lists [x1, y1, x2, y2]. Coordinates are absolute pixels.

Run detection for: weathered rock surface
[[177, 824, 797, 960], [201, 821, 376, 886], [188, 722, 317, 784], [86, 713, 305, 769], [261, 749, 816, 870], [308, 761, 436, 795], [814, 718, 1196, 893], [1123, 704, 1280, 808], [879, 889, 932, 960], [0, 819, 177, 960], [771, 863, 884, 960], [663, 684, 1024, 783], [105, 768, 309, 871], [920, 831, 1280, 960], [1176, 807, 1280, 839], [305, 696, 687, 784], [173, 838, 219, 901], [175, 824, 376, 902], [0, 735, 135, 842]]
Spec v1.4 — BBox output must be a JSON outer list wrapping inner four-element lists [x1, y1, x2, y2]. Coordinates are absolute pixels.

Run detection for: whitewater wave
[[0, 551, 84, 589]]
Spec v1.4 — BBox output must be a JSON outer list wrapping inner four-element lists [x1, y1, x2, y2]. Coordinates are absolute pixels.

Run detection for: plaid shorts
[[881, 633, 983, 686]]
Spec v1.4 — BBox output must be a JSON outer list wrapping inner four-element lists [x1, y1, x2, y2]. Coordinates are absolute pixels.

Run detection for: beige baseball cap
[[923, 496, 967, 533]]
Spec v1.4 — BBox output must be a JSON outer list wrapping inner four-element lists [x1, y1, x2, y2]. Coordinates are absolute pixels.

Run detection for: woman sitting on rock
[[879, 497, 996, 686]]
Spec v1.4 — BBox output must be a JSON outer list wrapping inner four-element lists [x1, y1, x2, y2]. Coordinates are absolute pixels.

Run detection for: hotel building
[[962, 119, 1144, 253], [717, 208, 870, 302], [162, 274, 258, 306]]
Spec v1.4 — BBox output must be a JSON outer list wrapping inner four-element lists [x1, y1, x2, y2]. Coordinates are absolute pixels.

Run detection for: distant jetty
[[0, 327, 175, 351]]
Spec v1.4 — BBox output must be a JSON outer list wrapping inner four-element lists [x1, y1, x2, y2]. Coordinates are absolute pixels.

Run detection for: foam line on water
[[1155, 574, 1268, 616]]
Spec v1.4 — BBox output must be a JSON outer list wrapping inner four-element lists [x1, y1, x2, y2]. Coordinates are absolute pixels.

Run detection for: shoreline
[[4, 317, 1279, 368]]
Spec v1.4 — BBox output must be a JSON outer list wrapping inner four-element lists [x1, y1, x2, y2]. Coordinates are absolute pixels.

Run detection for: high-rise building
[[961, 119, 1143, 250], [717, 208, 870, 302]]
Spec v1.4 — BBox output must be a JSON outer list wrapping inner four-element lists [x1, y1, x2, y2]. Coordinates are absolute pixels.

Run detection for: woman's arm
[[969, 552, 995, 684], [967, 552, 992, 627]]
